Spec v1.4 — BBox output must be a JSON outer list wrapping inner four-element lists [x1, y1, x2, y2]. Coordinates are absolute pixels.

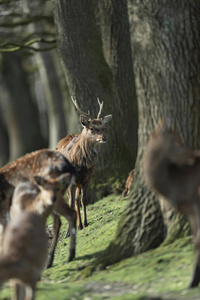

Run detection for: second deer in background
[[56, 97, 112, 232]]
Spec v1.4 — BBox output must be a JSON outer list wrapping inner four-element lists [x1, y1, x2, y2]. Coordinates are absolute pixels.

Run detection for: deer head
[[11, 173, 75, 219], [71, 97, 112, 144]]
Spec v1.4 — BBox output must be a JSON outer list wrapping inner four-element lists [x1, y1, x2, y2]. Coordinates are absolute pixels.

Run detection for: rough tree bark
[[96, 0, 138, 160], [95, 0, 200, 267], [52, 0, 138, 200]]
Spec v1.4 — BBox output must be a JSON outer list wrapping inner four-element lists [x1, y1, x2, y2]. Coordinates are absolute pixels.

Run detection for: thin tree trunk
[[35, 50, 67, 149], [0, 86, 9, 166], [23, 0, 68, 149], [1, 53, 45, 161]]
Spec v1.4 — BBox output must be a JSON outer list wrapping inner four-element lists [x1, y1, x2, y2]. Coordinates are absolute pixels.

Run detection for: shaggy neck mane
[[67, 132, 98, 169]]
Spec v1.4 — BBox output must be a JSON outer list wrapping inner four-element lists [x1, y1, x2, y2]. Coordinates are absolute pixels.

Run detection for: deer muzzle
[[97, 135, 107, 143], [51, 195, 57, 203]]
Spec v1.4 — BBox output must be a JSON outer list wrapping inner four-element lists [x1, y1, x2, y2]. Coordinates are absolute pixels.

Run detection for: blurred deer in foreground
[[56, 97, 112, 233], [0, 174, 72, 300], [0, 149, 77, 267], [143, 118, 200, 288], [10, 173, 74, 269]]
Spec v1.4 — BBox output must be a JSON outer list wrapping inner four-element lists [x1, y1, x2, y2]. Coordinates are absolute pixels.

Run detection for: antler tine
[[71, 96, 90, 118], [97, 98, 103, 119]]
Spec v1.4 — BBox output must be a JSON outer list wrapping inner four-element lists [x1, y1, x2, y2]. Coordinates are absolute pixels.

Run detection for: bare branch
[[0, 38, 56, 53], [22, 31, 55, 42], [0, 15, 53, 27]]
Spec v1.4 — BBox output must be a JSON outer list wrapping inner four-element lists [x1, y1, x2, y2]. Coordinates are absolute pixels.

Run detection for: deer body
[[143, 119, 200, 287], [56, 98, 112, 231], [0, 212, 47, 300], [0, 149, 77, 266]]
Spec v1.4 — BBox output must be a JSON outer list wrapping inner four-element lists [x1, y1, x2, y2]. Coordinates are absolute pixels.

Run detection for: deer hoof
[[67, 249, 75, 263]]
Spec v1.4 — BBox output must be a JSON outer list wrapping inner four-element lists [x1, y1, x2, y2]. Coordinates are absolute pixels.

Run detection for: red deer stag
[[143, 118, 200, 288], [0, 149, 77, 267], [0, 174, 70, 300], [56, 97, 112, 233]]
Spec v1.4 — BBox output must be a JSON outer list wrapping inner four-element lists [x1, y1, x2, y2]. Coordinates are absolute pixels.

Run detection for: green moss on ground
[[1, 195, 200, 299]]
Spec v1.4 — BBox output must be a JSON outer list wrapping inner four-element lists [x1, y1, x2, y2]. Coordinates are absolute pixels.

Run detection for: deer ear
[[80, 115, 90, 127], [102, 114, 112, 126], [34, 176, 46, 187]]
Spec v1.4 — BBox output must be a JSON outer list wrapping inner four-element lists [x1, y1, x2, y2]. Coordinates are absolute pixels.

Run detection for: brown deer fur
[[143, 118, 200, 288], [120, 169, 135, 199], [0, 212, 47, 300], [10, 174, 73, 220], [0, 175, 70, 300], [0, 149, 77, 267], [56, 98, 112, 232]]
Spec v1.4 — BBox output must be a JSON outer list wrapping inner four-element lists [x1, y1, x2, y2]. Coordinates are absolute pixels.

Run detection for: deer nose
[[51, 195, 56, 203], [102, 136, 107, 142]]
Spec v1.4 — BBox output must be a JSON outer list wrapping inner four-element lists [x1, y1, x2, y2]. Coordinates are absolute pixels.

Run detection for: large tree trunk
[[52, 0, 138, 201], [96, 0, 200, 267]]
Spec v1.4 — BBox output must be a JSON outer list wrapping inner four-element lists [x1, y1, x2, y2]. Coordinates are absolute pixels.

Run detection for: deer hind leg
[[46, 213, 62, 268], [25, 283, 36, 300], [81, 185, 88, 228], [53, 196, 77, 263], [65, 185, 76, 238], [12, 282, 26, 300], [68, 184, 76, 210], [75, 187, 83, 230], [188, 206, 200, 288]]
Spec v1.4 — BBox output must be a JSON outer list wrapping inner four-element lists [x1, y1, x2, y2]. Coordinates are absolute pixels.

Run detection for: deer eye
[[90, 128, 94, 131]]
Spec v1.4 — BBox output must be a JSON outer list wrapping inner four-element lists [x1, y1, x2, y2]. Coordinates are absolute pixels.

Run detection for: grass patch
[[1, 195, 200, 299]]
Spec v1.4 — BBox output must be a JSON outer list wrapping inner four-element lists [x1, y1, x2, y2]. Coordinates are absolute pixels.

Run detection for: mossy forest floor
[[1, 195, 200, 299]]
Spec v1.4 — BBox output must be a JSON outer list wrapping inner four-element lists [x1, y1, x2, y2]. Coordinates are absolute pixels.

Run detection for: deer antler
[[97, 98, 103, 119], [71, 97, 90, 118]]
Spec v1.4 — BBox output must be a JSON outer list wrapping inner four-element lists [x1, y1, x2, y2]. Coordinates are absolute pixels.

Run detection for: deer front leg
[[53, 197, 77, 263], [190, 252, 200, 288], [81, 184, 88, 228], [188, 208, 200, 288], [47, 213, 62, 268]]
